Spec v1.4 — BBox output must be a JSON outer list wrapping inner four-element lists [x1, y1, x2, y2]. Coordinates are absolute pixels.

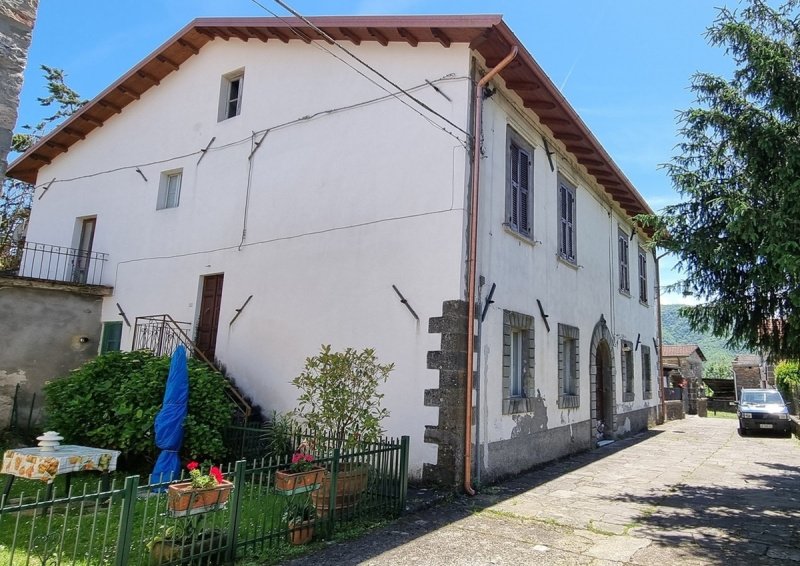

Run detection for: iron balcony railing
[[132, 314, 253, 421], [7, 241, 108, 286]]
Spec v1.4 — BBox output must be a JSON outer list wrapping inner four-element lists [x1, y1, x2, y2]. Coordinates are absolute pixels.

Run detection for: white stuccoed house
[[8, 15, 661, 487]]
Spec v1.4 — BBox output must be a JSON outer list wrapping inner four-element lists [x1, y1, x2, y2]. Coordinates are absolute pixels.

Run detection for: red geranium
[[209, 466, 224, 484], [186, 461, 199, 471]]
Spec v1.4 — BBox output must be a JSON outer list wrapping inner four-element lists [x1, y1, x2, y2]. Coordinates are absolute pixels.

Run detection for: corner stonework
[[423, 300, 468, 487]]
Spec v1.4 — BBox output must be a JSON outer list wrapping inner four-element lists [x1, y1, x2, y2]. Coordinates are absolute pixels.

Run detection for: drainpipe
[[656, 253, 666, 424], [465, 46, 518, 496]]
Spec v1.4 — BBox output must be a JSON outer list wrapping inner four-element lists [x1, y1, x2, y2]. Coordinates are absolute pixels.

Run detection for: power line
[[29, 76, 468, 190], [248, 0, 468, 145]]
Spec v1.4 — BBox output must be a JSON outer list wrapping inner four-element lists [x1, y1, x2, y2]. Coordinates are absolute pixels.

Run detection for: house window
[[502, 310, 536, 414], [157, 170, 182, 209], [621, 340, 634, 402], [219, 71, 244, 121], [618, 229, 630, 294], [506, 128, 533, 236], [100, 321, 123, 354], [642, 345, 652, 399], [557, 324, 580, 408], [558, 176, 577, 263], [638, 247, 648, 304]]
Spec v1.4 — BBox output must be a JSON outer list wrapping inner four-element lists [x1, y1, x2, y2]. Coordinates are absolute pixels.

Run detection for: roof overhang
[[7, 15, 652, 220]]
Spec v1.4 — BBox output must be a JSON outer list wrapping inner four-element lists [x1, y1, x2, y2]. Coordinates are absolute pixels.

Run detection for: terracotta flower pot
[[288, 519, 315, 545], [274, 467, 324, 494], [311, 462, 369, 515], [167, 480, 233, 517], [149, 529, 227, 563]]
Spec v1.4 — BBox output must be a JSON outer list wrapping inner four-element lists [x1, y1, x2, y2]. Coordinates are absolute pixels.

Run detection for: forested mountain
[[661, 304, 751, 365]]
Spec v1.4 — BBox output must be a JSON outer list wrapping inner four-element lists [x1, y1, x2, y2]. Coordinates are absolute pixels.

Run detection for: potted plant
[[274, 441, 324, 493], [167, 461, 234, 517], [292, 345, 394, 514], [284, 497, 316, 545]]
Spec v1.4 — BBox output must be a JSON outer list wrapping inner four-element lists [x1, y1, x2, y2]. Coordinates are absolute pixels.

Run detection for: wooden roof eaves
[[487, 20, 653, 219]]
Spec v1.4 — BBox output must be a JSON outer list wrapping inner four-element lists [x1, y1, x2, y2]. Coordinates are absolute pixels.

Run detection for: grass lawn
[[705, 410, 739, 419]]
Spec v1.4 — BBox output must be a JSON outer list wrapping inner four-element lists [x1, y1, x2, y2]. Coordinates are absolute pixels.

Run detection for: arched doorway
[[589, 315, 616, 444]]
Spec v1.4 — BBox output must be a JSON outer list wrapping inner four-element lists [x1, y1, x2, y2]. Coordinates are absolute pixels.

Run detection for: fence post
[[327, 447, 340, 537], [115, 475, 139, 566], [399, 436, 409, 513], [226, 460, 247, 563]]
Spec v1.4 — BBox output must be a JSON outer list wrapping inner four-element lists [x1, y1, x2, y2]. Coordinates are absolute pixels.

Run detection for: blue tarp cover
[[150, 345, 189, 487]]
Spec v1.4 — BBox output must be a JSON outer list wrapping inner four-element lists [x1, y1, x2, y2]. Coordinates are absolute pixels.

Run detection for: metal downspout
[[465, 46, 518, 496], [656, 254, 666, 424]]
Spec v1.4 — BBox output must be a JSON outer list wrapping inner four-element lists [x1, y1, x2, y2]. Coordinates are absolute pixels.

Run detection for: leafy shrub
[[776, 360, 800, 389], [44, 350, 234, 464], [292, 345, 393, 449]]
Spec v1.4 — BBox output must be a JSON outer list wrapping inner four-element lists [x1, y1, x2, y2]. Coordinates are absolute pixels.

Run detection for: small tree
[[292, 345, 394, 449]]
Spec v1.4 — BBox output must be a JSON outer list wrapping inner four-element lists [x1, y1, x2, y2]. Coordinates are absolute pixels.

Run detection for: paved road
[[284, 416, 800, 565]]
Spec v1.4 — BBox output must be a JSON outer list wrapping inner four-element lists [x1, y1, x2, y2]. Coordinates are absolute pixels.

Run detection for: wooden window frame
[[638, 246, 648, 304], [558, 176, 577, 264], [618, 229, 630, 294], [505, 127, 534, 238]]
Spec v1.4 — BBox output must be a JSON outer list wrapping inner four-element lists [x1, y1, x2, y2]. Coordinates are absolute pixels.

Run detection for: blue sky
[[16, 0, 743, 304]]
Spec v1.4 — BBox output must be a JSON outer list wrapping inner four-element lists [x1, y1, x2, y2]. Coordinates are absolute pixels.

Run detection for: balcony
[[2, 241, 108, 286]]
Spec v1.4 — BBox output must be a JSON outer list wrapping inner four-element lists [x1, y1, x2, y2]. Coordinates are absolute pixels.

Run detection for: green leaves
[[644, 0, 800, 360], [291, 345, 394, 450], [44, 350, 234, 465]]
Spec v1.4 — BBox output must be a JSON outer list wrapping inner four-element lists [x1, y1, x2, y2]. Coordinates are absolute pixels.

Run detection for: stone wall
[[734, 365, 763, 392], [665, 399, 685, 421], [423, 300, 468, 487], [0, 277, 107, 427], [0, 0, 38, 177]]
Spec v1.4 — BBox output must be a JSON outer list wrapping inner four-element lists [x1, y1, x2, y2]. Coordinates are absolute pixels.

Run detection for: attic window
[[219, 70, 244, 121]]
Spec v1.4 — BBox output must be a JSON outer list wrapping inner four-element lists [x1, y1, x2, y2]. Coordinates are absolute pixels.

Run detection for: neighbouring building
[[0, 0, 38, 178], [662, 344, 706, 416], [6, 15, 661, 485], [733, 354, 774, 396]]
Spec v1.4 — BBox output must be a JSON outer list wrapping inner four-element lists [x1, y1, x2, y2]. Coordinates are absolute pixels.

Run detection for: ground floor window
[[622, 340, 634, 402], [642, 345, 652, 399], [558, 323, 580, 408], [502, 310, 536, 414], [100, 321, 123, 354]]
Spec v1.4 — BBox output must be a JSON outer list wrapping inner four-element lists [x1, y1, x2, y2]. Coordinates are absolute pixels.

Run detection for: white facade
[[19, 26, 659, 481]]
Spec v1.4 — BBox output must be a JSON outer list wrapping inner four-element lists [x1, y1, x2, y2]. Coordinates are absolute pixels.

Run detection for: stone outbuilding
[[732, 354, 774, 396], [662, 344, 707, 416]]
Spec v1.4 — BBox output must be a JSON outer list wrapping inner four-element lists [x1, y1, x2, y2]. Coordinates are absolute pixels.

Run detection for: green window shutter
[[101, 321, 123, 354]]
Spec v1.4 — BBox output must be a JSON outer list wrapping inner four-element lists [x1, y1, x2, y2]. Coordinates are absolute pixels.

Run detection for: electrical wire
[[249, 0, 468, 146], [28, 75, 468, 191]]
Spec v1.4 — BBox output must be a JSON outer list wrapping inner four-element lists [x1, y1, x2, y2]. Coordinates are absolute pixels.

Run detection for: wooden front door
[[196, 274, 224, 361]]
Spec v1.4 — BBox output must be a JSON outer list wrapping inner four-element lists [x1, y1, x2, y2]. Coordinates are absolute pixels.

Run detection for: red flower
[[187, 461, 199, 471], [209, 466, 224, 483]]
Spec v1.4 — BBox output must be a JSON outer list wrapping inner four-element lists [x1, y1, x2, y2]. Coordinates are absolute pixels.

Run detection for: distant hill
[[661, 304, 751, 364]]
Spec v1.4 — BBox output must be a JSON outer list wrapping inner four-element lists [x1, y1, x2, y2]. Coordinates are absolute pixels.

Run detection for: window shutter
[[510, 145, 519, 228], [519, 149, 530, 234], [101, 322, 123, 354]]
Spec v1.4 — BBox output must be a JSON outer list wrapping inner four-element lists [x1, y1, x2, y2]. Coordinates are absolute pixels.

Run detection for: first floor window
[[558, 177, 577, 263], [503, 310, 535, 414], [618, 229, 630, 293], [638, 247, 648, 304], [642, 345, 652, 399], [157, 170, 182, 209], [506, 127, 533, 236], [558, 323, 580, 408]]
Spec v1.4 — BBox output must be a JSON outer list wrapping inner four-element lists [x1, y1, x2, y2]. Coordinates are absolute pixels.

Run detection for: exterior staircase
[[132, 314, 253, 422]]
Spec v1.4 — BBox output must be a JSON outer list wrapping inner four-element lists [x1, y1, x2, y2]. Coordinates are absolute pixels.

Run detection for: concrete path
[[283, 416, 800, 565]]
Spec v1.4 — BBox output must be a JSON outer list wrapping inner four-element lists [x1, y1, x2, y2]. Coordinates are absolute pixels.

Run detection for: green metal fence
[[0, 435, 409, 565]]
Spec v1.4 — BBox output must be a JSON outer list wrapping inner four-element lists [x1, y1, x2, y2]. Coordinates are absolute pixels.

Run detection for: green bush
[[44, 350, 234, 464], [776, 360, 800, 390]]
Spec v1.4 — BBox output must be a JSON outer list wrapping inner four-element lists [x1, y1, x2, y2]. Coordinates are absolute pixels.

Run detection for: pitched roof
[[733, 354, 762, 367], [662, 344, 707, 361], [7, 15, 652, 219]]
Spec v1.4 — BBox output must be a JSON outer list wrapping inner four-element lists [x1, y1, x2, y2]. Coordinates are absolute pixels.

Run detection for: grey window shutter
[[519, 149, 530, 234]]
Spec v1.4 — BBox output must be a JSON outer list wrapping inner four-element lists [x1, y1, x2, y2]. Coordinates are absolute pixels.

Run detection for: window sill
[[503, 396, 537, 415], [502, 224, 537, 247], [556, 255, 579, 271], [619, 289, 631, 298], [639, 300, 650, 308], [623, 392, 635, 402], [557, 394, 580, 409]]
